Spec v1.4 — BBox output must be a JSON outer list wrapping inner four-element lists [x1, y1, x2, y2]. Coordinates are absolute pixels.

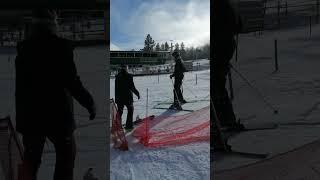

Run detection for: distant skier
[[115, 64, 140, 131], [212, 0, 243, 149], [170, 50, 187, 109], [15, 9, 96, 180]]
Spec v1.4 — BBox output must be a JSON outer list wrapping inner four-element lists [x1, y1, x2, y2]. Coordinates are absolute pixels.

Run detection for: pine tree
[[144, 34, 155, 52], [180, 42, 186, 59], [164, 42, 170, 51], [155, 43, 161, 51], [174, 43, 180, 51], [161, 43, 165, 51]]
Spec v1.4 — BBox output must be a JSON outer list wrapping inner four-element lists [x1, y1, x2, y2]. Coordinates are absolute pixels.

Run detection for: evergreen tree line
[[143, 34, 210, 60]]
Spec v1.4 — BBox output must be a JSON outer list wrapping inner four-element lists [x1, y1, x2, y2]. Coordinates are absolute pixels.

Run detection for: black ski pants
[[117, 103, 134, 129], [173, 78, 184, 103], [20, 133, 76, 180]]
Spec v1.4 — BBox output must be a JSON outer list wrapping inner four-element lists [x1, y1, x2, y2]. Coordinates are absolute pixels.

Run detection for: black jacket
[[172, 58, 187, 80], [115, 70, 139, 105], [213, 0, 242, 63], [15, 32, 94, 135]]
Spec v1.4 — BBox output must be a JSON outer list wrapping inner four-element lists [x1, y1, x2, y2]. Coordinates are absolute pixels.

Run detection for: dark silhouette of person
[[212, 0, 243, 150], [115, 65, 140, 131], [15, 9, 96, 180], [170, 50, 187, 109]]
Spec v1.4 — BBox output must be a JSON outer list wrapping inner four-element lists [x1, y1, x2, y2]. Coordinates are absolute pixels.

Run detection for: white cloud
[[110, 42, 121, 50], [113, 0, 210, 50]]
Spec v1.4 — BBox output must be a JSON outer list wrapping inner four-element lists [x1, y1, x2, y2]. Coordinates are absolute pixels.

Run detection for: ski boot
[[169, 101, 182, 110]]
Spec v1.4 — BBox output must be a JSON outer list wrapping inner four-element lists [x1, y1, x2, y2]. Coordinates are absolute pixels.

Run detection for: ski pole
[[229, 64, 279, 114], [210, 98, 228, 151], [228, 71, 234, 101]]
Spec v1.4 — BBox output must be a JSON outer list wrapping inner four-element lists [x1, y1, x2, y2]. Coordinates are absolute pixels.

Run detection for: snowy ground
[[214, 21, 320, 174], [0, 45, 108, 180], [110, 69, 210, 180]]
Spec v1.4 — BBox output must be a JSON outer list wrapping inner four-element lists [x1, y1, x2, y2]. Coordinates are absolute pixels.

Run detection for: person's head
[[119, 64, 127, 73], [172, 50, 180, 60], [30, 9, 58, 35]]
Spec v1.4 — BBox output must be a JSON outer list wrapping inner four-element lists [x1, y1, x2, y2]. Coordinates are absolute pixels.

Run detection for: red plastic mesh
[[132, 106, 210, 148], [110, 100, 128, 151]]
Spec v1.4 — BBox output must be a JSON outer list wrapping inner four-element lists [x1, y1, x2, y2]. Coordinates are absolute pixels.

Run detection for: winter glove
[[88, 103, 96, 120], [170, 75, 173, 79], [137, 92, 140, 100]]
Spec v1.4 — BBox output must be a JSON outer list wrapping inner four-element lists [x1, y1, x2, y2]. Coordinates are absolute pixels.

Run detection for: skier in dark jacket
[[170, 50, 187, 109], [212, 0, 243, 150], [15, 9, 96, 180], [115, 65, 140, 130]]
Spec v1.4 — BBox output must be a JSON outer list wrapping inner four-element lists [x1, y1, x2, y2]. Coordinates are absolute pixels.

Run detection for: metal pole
[[310, 16, 312, 38], [286, 1, 288, 16], [196, 74, 198, 85], [228, 71, 234, 101], [274, 39, 279, 72], [236, 34, 239, 62], [317, 0, 320, 23], [278, 0, 280, 27], [145, 88, 149, 143]]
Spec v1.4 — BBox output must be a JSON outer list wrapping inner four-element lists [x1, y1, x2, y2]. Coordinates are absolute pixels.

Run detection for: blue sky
[[110, 0, 210, 50]]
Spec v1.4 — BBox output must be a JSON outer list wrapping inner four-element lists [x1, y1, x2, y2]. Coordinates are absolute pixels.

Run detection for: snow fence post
[[145, 88, 149, 145], [274, 39, 279, 72], [235, 33, 239, 62], [317, 0, 320, 23], [196, 74, 198, 85], [310, 16, 312, 38]]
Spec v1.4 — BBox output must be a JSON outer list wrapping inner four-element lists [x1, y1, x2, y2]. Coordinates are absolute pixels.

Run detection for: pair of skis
[[212, 104, 270, 159], [122, 115, 155, 133]]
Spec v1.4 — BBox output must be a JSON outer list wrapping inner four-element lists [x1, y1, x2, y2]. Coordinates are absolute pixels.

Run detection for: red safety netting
[[110, 99, 128, 151], [132, 106, 210, 148]]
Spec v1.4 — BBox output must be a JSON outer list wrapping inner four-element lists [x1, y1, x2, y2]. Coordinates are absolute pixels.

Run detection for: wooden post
[[274, 39, 279, 72]]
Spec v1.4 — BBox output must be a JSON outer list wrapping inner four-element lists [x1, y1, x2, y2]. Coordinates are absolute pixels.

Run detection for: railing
[[238, 0, 320, 33]]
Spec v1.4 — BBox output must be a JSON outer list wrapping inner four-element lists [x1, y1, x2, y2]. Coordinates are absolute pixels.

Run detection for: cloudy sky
[[110, 0, 210, 50]]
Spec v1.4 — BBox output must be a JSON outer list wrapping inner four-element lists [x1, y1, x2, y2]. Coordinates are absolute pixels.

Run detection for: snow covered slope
[[214, 19, 320, 178], [110, 70, 210, 180]]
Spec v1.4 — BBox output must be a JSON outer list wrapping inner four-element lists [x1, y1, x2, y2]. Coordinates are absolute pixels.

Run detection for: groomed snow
[[110, 69, 210, 180], [214, 21, 320, 176]]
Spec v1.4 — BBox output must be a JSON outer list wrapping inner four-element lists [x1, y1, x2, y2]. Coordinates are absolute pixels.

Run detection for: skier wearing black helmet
[[170, 50, 187, 109]]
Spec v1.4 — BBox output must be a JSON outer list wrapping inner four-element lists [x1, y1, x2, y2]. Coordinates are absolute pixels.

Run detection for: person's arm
[[170, 64, 178, 78], [61, 41, 96, 119], [129, 75, 140, 99]]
